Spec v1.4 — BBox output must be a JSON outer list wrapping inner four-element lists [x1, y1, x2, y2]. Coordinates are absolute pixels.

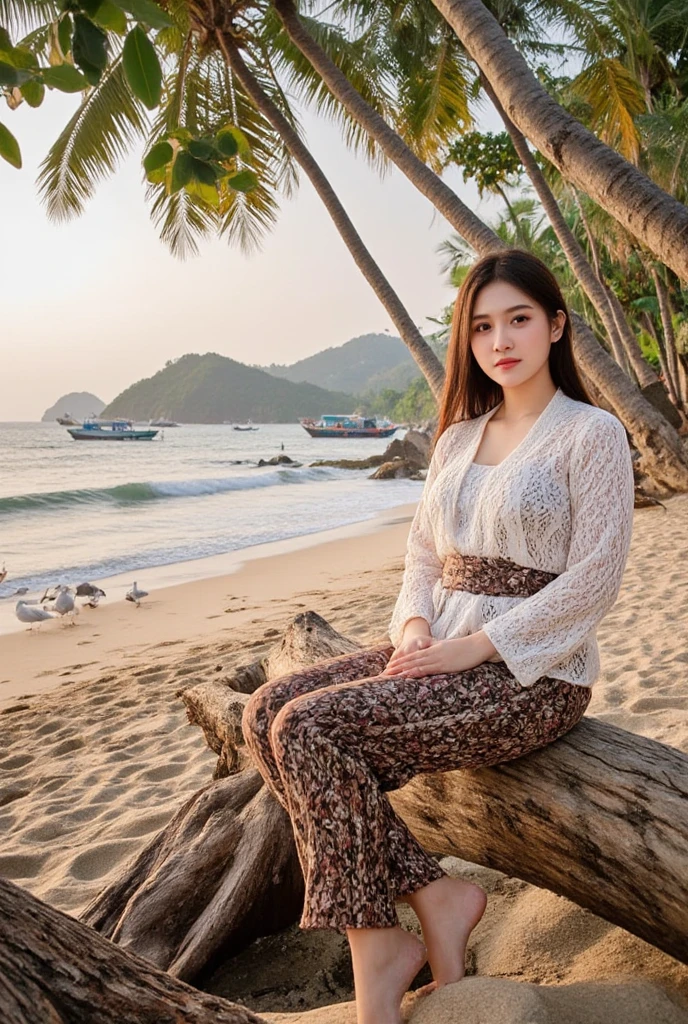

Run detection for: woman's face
[[469, 280, 565, 388]]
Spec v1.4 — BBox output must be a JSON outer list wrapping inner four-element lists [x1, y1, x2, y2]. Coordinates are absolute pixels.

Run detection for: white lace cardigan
[[387, 386, 635, 688]]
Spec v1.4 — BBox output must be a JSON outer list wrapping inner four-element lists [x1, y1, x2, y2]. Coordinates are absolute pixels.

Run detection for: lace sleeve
[[481, 414, 635, 687], [387, 427, 456, 647]]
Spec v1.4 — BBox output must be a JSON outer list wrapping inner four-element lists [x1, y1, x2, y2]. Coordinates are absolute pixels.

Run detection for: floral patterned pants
[[241, 643, 591, 934]]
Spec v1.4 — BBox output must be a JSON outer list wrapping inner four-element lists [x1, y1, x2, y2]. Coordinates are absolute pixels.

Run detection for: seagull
[[41, 585, 62, 604], [126, 581, 148, 607], [0, 564, 6, 585], [75, 582, 106, 599], [53, 585, 78, 625], [15, 600, 56, 630], [12, 586, 30, 597]]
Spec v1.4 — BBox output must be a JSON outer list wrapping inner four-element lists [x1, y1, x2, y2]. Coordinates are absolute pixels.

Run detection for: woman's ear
[[551, 310, 566, 342]]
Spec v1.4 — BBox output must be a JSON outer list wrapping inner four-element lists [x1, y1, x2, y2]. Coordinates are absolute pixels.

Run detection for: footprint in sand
[[630, 696, 688, 713], [0, 753, 34, 771], [0, 853, 50, 879], [118, 811, 172, 838], [23, 820, 68, 843], [142, 763, 187, 782], [52, 737, 86, 756], [35, 720, 62, 736], [0, 787, 30, 808], [69, 840, 138, 881]]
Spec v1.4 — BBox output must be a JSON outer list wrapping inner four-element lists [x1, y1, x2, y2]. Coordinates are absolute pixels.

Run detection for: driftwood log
[[82, 612, 688, 987], [390, 717, 688, 963], [0, 877, 267, 1024], [181, 612, 362, 779], [81, 613, 362, 983]]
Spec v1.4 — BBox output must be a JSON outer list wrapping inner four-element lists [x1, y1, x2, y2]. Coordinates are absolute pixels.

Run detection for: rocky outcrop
[[256, 455, 302, 467], [308, 430, 433, 479], [368, 429, 432, 480]]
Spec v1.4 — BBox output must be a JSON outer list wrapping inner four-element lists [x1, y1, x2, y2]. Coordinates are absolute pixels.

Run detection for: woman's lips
[[495, 359, 521, 368]]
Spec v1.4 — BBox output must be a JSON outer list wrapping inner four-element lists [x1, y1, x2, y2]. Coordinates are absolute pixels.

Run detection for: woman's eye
[[513, 315, 529, 324], [474, 322, 490, 332]]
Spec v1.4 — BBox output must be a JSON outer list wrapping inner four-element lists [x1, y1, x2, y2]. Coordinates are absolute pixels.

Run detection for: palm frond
[[569, 57, 645, 161], [0, 0, 57, 36], [147, 181, 218, 258], [637, 97, 688, 200], [37, 58, 148, 221], [264, 6, 396, 172], [395, 27, 473, 171], [148, 47, 287, 256]]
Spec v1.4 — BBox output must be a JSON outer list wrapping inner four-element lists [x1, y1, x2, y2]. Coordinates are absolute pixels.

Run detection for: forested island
[[101, 352, 356, 423]]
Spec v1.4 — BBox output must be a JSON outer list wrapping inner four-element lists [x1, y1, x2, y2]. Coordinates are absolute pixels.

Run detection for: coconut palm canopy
[[2, 0, 687, 259]]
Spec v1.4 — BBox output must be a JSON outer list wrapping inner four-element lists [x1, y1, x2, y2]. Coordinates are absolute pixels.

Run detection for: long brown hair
[[435, 249, 594, 446]]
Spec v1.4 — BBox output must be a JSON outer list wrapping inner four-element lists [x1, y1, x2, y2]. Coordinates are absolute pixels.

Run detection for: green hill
[[42, 391, 105, 422], [261, 333, 420, 394], [102, 353, 357, 423]]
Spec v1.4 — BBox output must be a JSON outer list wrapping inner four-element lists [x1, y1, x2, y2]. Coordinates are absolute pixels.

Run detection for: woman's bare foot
[[400, 876, 487, 996], [347, 925, 428, 1024]]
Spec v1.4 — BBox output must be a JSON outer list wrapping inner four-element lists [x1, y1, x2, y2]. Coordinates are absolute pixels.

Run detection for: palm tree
[[427, 0, 688, 281], [478, 74, 654, 386], [213, 29, 446, 397], [2, 0, 444, 395], [270, 0, 688, 489]]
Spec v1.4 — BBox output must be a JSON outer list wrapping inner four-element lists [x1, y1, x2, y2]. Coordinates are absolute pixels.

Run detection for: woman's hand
[[381, 634, 438, 677], [381, 630, 499, 678]]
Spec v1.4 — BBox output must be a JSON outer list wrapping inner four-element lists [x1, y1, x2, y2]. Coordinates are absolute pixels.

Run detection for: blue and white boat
[[67, 419, 158, 441], [300, 414, 399, 438]]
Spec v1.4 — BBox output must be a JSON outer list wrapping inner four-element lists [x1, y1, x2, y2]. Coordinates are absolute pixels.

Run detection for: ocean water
[[0, 421, 421, 604]]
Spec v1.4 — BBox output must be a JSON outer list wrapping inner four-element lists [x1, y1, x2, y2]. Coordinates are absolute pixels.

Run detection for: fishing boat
[[300, 414, 399, 439], [232, 421, 259, 431], [150, 417, 180, 427], [67, 419, 158, 441], [56, 413, 81, 426]]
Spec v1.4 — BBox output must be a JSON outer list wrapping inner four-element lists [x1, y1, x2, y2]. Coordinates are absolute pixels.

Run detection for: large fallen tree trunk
[[0, 877, 267, 1024], [390, 716, 688, 963], [83, 613, 688, 984]]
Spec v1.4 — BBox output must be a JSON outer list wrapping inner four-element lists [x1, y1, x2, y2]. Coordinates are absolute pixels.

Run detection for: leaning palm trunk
[[271, 0, 688, 490], [570, 312, 688, 490], [650, 265, 683, 407], [210, 41, 444, 399], [480, 74, 656, 387], [641, 312, 679, 406], [430, 0, 688, 282], [273, 0, 503, 257]]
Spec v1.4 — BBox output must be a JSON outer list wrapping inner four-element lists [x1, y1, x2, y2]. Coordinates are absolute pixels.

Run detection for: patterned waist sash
[[441, 552, 559, 598]]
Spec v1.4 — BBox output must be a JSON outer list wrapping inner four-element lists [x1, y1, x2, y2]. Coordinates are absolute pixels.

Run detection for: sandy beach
[[1, 492, 688, 1022]]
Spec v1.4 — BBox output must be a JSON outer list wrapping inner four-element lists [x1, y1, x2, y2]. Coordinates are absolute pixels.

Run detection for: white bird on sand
[[12, 586, 30, 597], [53, 585, 78, 625], [15, 600, 56, 630], [126, 581, 148, 607]]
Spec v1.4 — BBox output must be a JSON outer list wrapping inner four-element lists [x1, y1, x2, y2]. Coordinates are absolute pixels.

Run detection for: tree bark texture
[[0, 877, 267, 1024], [389, 716, 688, 964], [431, 0, 688, 281]]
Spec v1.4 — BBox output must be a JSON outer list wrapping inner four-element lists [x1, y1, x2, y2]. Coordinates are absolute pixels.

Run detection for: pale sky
[[1, 86, 502, 421]]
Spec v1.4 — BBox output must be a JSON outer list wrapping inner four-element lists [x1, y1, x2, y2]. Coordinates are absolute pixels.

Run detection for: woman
[[242, 249, 635, 1024]]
